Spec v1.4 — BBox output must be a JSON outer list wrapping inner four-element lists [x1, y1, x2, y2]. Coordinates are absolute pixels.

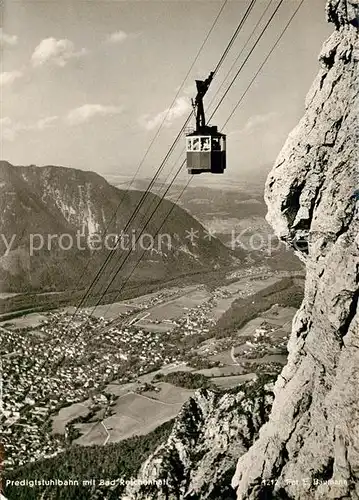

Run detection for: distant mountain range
[[0, 161, 237, 293], [128, 181, 301, 273]]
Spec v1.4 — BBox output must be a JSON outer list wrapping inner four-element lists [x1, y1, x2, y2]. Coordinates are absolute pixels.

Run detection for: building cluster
[[226, 266, 273, 281], [175, 299, 216, 335], [0, 306, 180, 469], [0, 272, 286, 470], [242, 324, 287, 357]]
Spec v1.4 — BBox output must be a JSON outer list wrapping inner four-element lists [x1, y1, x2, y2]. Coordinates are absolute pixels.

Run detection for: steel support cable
[[222, 0, 305, 129], [91, 165, 193, 336], [72, 113, 192, 313], [213, 0, 257, 75], [99, 0, 307, 330], [89, 155, 190, 327], [209, 0, 286, 121], [89, 159, 187, 315], [16, 0, 251, 405], [207, 0, 275, 115], [97, 171, 193, 334], [80, 0, 258, 314], [68, 0, 230, 317]]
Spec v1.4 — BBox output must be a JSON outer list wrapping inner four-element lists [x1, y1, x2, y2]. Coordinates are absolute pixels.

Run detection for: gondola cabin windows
[[211, 136, 226, 151], [186, 136, 211, 152], [186, 135, 225, 152], [186, 129, 226, 174]]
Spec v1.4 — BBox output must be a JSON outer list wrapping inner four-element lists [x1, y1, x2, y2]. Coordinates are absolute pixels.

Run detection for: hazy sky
[[1, 0, 332, 187]]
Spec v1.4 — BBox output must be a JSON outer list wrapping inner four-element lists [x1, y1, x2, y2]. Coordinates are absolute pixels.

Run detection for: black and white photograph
[[0, 0, 358, 498]]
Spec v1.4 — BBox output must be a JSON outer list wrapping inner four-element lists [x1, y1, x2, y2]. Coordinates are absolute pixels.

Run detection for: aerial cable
[[208, 0, 286, 121], [88, 159, 187, 316], [75, 0, 258, 313], [84, 0, 258, 311], [207, 0, 274, 114], [69, 0, 230, 314], [102, 0, 307, 324], [74, 115, 192, 310], [95, 172, 193, 332], [222, 0, 305, 129], [69, 119, 189, 314], [19, 0, 263, 410], [213, 0, 257, 75]]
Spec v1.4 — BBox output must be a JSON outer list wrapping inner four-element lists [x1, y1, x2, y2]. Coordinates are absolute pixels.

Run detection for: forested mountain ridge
[[0, 161, 235, 293]]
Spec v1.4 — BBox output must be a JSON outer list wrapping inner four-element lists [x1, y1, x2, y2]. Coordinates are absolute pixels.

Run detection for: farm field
[[210, 275, 284, 320], [1, 312, 49, 328], [53, 367, 196, 447], [138, 363, 194, 382], [52, 401, 91, 435], [85, 302, 135, 319], [211, 373, 256, 388], [261, 305, 296, 329], [141, 382, 195, 404], [64, 302, 136, 317], [217, 276, 279, 295], [0, 293, 20, 299], [73, 384, 195, 446], [134, 275, 287, 331], [255, 353, 287, 365], [122, 287, 183, 307], [196, 365, 251, 377], [133, 286, 211, 330]]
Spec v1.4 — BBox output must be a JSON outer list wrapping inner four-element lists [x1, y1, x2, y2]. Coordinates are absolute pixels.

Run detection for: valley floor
[[0, 267, 301, 474]]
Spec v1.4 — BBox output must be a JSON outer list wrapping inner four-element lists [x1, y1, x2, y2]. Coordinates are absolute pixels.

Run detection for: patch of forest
[[153, 371, 212, 390], [213, 277, 303, 338], [4, 420, 173, 500]]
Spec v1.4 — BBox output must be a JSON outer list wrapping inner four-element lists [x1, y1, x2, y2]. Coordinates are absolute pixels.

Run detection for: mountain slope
[[0, 162, 235, 293], [232, 2, 359, 498]]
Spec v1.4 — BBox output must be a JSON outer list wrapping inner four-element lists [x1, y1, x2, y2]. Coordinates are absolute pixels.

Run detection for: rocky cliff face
[[122, 378, 274, 500], [232, 1, 359, 499]]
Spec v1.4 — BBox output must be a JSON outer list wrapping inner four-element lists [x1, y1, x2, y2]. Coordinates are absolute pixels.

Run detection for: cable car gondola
[[186, 71, 226, 175]]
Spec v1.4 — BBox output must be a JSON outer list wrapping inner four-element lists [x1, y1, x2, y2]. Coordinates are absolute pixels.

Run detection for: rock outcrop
[[232, 1, 359, 499], [123, 378, 274, 500]]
